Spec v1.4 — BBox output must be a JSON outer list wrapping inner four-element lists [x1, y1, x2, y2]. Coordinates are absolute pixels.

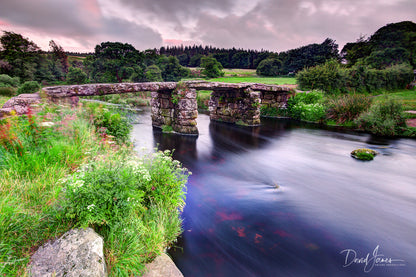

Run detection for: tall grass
[[0, 103, 189, 276], [325, 94, 372, 124]]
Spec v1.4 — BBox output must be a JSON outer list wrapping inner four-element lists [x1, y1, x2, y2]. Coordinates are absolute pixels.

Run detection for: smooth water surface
[[131, 108, 416, 277]]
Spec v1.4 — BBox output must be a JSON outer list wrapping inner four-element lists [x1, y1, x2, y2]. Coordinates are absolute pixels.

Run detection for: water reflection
[[131, 110, 416, 277]]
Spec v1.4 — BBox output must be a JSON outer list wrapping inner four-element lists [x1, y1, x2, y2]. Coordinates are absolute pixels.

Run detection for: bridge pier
[[208, 88, 261, 126], [151, 87, 198, 135]]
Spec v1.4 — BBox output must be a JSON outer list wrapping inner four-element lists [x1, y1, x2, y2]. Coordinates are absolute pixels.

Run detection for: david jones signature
[[340, 245, 405, 273]]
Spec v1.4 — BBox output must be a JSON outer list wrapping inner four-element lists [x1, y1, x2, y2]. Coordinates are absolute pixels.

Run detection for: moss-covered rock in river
[[351, 148, 378, 161]]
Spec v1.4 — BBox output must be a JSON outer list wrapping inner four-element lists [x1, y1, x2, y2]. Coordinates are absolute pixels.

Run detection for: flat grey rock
[[29, 228, 106, 277]]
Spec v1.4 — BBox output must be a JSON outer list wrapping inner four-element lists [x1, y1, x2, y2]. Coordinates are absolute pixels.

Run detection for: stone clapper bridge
[[4, 81, 294, 135]]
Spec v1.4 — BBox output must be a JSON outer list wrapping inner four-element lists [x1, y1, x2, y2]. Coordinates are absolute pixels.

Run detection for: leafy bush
[[355, 100, 407, 136], [145, 65, 163, 82], [297, 60, 413, 94], [256, 58, 282, 76], [90, 105, 132, 144], [291, 103, 326, 122], [0, 74, 20, 96], [66, 67, 88, 84], [0, 74, 20, 87], [16, 81, 40, 94], [287, 91, 325, 122], [61, 150, 189, 274], [0, 87, 16, 96], [260, 106, 289, 117], [201, 56, 224, 78], [325, 94, 372, 124], [296, 59, 346, 93]]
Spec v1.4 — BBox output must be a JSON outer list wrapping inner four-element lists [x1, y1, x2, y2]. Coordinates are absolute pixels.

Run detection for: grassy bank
[[0, 103, 189, 276], [261, 88, 416, 137]]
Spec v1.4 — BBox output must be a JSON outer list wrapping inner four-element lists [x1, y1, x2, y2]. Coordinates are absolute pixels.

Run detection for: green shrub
[[291, 102, 326, 122], [0, 74, 20, 87], [260, 106, 289, 117], [355, 100, 407, 136], [61, 150, 189, 274], [16, 81, 41, 94], [201, 56, 224, 78], [325, 94, 372, 124], [296, 60, 347, 93], [66, 67, 88, 84], [89, 105, 132, 144], [256, 58, 282, 76], [0, 87, 16, 96], [145, 65, 163, 82], [287, 91, 324, 120], [297, 60, 413, 94]]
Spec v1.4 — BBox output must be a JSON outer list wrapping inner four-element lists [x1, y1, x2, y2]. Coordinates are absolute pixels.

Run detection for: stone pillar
[[172, 87, 198, 135], [151, 90, 175, 129], [208, 88, 261, 126]]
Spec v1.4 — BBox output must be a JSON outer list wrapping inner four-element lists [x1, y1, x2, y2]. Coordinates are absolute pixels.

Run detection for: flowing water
[[131, 108, 416, 277]]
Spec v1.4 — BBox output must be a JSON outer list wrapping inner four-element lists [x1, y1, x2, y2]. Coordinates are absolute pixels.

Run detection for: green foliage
[[363, 47, 411, 69], [158, 56, 190, 82], [256, 58, 282, 76], [297, 61, 413, 94], [201, 56, 224, 78], [355, 100, 407, 136], [83, 42, 145, 83], [162, 125, 174, 133], [0, 31, 40, 81], [296, 59, 346, 93], [89, 105, 132, 144], [0, 74, 20, 87], [260, 106, 289, 117], [0, 104, 190, 275], [145, 65, 163, 82], [16, 81, 40, 94], [351, 148, 378, 161], [325, 94, 372, 124], [342, 21, 416, 67], [287, 91, 326, 122], [66, 67, 88, 84]]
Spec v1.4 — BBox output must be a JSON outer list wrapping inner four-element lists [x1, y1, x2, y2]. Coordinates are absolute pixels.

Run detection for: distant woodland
[[0, 21, 414, 86]]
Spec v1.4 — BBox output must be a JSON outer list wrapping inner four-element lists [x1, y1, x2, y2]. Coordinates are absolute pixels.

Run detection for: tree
[[85, 42, 144, 83], [256, 58, 282, 76], [49, 40, 69, 74], [66, 67, 88, 84], [157, 56, 190, 82], [145, 65, 163, 82], [200, 57, 224, 78], [0, 31, 40, 81], [364, 47, 411, 69]]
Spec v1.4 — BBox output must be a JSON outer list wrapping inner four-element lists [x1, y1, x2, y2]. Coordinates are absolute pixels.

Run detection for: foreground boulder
[[0, 93, 42, 118], [29, 228, 106, 277], [143, 253, 183, 277]]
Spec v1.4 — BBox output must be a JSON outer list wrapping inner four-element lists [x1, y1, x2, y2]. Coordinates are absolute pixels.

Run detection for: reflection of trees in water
[[153, 127, 198, 167], [208, 118, 291, 156]]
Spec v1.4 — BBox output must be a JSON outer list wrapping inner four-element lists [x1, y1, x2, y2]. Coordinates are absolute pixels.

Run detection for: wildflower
[[87, 204, 95, 211]]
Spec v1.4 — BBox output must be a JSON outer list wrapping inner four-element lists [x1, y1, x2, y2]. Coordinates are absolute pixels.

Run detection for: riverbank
[[0, 102, 189, 276]]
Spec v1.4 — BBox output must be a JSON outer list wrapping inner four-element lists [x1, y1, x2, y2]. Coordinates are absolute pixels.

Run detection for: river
[[131, 108, 416, 277]]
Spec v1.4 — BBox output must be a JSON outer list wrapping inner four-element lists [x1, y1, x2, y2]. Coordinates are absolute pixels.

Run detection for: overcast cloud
[[0, 0, 415, 52]]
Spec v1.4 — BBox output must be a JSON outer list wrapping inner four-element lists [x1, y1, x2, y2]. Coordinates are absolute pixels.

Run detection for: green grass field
[[0, 96, 10, 106], [374, 89, 416, 110], [209, 76, 297, 85]]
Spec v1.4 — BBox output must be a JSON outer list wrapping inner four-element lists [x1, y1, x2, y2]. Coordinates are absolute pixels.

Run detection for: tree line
[[0, 20, 414, 90]]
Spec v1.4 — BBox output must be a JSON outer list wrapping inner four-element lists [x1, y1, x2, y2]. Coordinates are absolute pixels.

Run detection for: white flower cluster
[[126, 159, 151, 182]]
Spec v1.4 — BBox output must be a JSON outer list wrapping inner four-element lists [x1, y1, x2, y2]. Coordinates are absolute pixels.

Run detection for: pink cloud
[[0, 19, 11, 27]]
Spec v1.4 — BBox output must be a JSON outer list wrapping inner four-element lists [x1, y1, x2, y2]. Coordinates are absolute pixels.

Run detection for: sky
[[0, 0, 415, 53]]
